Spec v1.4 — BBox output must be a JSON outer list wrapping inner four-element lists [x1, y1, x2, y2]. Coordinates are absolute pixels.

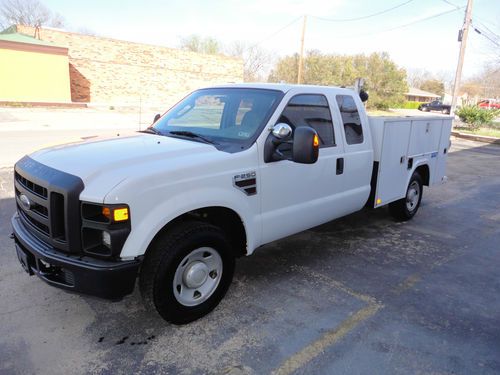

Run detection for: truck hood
[[29, 133, 216, 201]]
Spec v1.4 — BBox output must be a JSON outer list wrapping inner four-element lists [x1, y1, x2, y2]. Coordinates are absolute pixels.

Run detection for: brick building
[[5, 25, 243, 107]]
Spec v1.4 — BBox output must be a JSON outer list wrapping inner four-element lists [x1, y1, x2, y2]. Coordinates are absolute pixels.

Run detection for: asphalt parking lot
[[0, 135, 499, 375]]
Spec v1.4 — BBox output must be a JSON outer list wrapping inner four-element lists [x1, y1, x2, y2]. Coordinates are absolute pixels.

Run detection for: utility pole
[[297, 15, 307, 84], [451, 0, 473, 115]]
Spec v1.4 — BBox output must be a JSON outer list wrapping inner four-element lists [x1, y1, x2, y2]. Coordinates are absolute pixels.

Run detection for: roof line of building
[[11, 24, 242, 62]]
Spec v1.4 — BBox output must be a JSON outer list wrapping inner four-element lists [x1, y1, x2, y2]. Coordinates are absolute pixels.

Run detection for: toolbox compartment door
[[374, 120, 411, 207], [408, 119, 443, 156]]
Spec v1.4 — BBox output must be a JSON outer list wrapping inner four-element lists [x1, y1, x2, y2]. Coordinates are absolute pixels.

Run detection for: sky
[[41, 0, 499, 81]]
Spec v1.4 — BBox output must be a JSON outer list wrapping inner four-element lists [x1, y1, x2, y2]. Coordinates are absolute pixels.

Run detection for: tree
[[268, 51, 408, 109], [406, 68, 432, 89], [267, 53, 299, 83], [226, 41, 271, 82], [179, 34, 221, 55], [179, 36, 271, 82], [0, 0, 65, 29], [420, 79, 445, 96], [461, 63, 500, 98], [406, 69, 453, 94]]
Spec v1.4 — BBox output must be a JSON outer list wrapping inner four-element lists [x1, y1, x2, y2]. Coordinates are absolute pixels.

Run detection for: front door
[[258, 91, 346, 244]]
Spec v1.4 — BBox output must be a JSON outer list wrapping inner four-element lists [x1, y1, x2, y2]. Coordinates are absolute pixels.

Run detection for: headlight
[[81, 203, 131, 258], [102, 231, 111, 248]]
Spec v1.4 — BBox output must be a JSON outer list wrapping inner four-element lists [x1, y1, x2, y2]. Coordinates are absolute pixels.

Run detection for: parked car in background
[[418, 100, 451, 114], [477, 100, 500, 109]]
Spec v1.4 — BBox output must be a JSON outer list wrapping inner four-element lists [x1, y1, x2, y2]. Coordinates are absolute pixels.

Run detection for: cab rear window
[[336, 95, 363, 145]]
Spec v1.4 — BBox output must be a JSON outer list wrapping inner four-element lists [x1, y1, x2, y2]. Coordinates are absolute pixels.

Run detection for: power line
[[440, 0, 463, 10], [252, 3, 465, 48], [472, 24, 500, 47], [253, 16, 302, 47], [473, 16, 498, 32], [473, 20, 500, 39], [312, 0, 414, 22], [338, 7, 464, 39]]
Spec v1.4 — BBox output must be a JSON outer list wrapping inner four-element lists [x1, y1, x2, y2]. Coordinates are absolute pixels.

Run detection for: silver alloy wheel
[[173, 247, 223, 307], [406, 180, 420, 212]]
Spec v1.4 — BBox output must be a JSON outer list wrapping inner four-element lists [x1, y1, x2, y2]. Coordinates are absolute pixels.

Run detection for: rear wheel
[[139, 220, 235, 324], [389, 172, 423, 221]]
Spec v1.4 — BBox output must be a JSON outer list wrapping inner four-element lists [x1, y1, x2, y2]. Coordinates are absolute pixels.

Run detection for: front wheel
[[139, 220, 235, 324], [389, 172, 423, 221]]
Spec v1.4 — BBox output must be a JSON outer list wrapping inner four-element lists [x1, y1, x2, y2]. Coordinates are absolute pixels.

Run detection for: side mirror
[[293, 127, 319, 164], [359, 90, 369, 103], [153, 113, 161, 123], [272, 123, 292, 139]]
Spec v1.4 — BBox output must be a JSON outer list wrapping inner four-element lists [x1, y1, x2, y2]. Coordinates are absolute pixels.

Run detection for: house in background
[[0, 31, 71, 103], [405, 87, 441, 103], [442, 92, 473, 106]]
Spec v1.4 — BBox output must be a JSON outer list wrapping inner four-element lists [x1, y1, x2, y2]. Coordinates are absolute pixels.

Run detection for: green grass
[[0, 102, 32, 108], [454, 126, 500, 138], [489, 121, 500, 129]]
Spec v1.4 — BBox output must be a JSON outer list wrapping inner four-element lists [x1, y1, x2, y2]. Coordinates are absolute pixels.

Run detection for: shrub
[[391, 101, 424, 109], [404, 101, 424, 109], [456, 105, 500, 130]]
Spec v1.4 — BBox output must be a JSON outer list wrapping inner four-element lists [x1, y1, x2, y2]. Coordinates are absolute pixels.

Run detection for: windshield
[[153, 88, 282, 148]]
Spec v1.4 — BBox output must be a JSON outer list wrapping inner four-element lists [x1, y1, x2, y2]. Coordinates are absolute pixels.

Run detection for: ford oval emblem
[[19, 194, 32, 210]]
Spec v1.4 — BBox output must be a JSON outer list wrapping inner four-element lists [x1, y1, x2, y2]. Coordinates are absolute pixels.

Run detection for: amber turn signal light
[[113, 208, 129, 222], [313, 134, 319, 147], [102, 206, 129, 222]]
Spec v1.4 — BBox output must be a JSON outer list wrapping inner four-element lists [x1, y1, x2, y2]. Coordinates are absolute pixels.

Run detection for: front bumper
[[12, 213, 141, 300]]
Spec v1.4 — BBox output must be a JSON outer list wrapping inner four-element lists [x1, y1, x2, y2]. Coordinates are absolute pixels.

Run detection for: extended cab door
[[330, 93, 373, 211], [258, 89, 347, 244]]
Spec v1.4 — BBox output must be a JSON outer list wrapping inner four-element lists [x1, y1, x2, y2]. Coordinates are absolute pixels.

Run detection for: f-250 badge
[[233, 171, 257, 196]]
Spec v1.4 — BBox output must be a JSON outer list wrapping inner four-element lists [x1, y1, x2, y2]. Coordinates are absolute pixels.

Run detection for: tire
[[139, 220, 235, 324], [389, 172, 423, 221], [421, 107, 428, 112], [442, 108, 450, 114]]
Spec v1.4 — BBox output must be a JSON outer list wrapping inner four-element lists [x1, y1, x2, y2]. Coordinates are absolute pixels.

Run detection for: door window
[[277, 94, 335, 148], [336, 95, 364, 145]]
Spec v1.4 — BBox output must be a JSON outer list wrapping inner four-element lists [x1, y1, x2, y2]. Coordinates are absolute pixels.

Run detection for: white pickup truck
[[12, 84, 452, 324]]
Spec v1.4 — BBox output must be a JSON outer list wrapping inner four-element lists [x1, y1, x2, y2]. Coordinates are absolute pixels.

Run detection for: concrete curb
[[0, 101, 87, 108], [451, 131, 500, 145]]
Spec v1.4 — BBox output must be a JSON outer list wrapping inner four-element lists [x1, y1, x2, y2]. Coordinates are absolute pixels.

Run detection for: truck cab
[[12, 84, 451, 324]]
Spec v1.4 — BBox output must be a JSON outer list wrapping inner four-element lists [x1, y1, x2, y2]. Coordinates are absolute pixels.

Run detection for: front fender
[[116, 186, 260, 259]]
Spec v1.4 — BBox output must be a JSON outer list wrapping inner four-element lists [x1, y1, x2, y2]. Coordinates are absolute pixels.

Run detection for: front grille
[[15, 175, 65, 242], [18, 208, 50, 235], [15, 172, 48, 199], [15, 188, 48, 217], [14, 156, 84, 254]]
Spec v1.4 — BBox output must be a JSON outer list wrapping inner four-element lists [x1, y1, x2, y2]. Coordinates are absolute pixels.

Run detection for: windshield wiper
[[168, 130, 218, 145], [140, 127, 163, 135]]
